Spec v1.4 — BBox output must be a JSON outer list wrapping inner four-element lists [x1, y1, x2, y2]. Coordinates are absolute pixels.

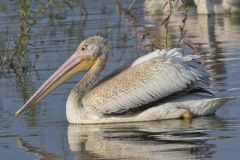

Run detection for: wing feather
[[82, 48, 211, 115]]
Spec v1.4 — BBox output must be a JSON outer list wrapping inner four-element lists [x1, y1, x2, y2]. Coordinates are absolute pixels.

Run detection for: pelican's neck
[[68, 53, 108, 106]]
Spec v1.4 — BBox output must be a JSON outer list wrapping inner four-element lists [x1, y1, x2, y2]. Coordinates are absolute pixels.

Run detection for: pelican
[[15, 36, 230, 124], [194, 0, 240, 14]]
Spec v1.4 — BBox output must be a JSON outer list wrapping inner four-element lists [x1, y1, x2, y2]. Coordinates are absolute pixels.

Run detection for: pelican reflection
[[68, 116, 229, 160]]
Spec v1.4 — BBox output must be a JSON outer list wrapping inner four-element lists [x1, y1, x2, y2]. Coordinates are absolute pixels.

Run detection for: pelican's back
[[82, 49, 216, 116]]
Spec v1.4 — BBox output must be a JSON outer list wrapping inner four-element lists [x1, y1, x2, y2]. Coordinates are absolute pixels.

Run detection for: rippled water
[[1, 0, 240, 159]]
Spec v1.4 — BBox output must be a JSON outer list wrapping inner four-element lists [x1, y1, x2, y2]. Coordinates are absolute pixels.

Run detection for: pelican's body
[[16, 36, 229, 124]]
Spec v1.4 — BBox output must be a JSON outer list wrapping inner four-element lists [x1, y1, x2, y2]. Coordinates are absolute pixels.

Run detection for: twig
[[128, 0, 137, 12], [116, 2, 166, 52], [162, 0, 174, 48], [177, 0, 188, 46], [47, 0, 53, 8], [183, 36, 200, 54], [0, 23, 11, 72]]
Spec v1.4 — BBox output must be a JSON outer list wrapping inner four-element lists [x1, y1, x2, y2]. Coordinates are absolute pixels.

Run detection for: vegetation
[[0, 0, 77, 76], [10, 0, 40, 74]]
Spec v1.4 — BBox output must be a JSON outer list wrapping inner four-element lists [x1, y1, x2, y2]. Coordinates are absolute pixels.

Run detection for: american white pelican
[[15, 36, 230, 124], [194, 0, 240, 14]]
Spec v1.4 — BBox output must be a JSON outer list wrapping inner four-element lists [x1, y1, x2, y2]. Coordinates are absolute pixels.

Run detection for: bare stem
[[162, 0, 174, 48], [177, 0, 188, 46], [0, 23, 11, 72], [128, 0, 137, 12]]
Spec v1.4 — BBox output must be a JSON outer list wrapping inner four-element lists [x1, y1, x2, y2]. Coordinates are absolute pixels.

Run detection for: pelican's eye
[[81, 45, 88, 51]]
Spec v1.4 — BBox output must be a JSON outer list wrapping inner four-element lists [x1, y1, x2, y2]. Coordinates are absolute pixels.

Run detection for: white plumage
[[74, 48, 229, 124]]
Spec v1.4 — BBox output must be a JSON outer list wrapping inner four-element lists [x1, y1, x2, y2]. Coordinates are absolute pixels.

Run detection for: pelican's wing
[[82, 49, 210, 116]]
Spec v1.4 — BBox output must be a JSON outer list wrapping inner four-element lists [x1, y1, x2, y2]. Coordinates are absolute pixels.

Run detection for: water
[[1, 0, 240, 159]]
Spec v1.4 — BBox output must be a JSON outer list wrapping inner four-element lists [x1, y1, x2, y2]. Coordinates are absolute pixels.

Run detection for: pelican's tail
[[179, 95, 237, 117]]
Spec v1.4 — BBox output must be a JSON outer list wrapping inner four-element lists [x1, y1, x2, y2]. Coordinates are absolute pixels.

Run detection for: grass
[[0, 0, 78, 77], [0, 0, 40, 77]]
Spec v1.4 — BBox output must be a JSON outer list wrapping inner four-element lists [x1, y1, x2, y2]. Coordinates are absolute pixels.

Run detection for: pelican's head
[[15, 36, 109, 117]]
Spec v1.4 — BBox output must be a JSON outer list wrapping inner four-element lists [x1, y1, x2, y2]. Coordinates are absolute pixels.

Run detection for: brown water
[[0, 0, 240, 159]]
